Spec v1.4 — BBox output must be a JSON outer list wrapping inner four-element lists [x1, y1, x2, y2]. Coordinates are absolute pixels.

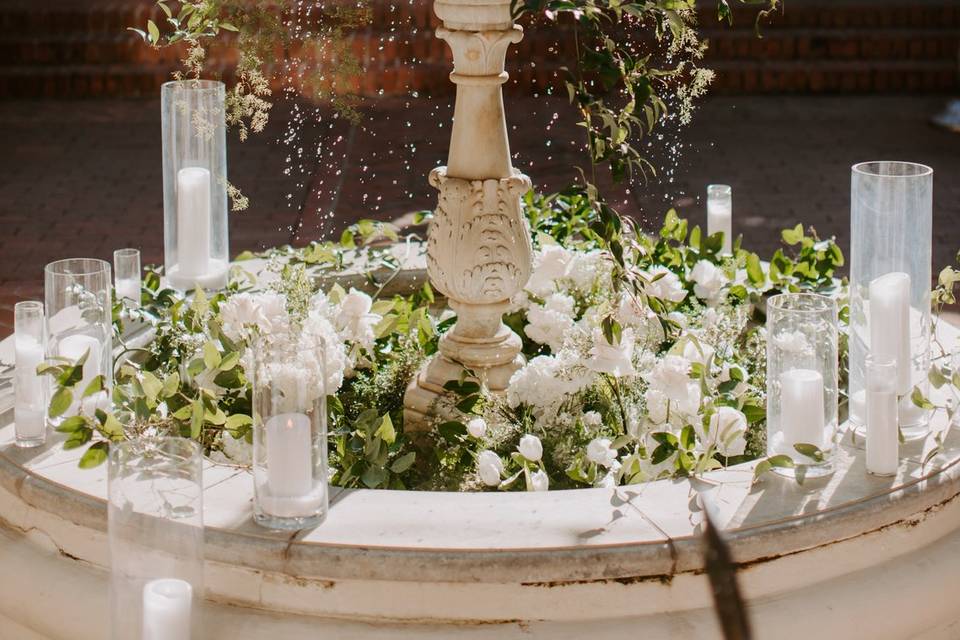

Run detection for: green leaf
[[746, 253, 765, 287], [79, 442, 109, 469], [55, 415, 88, 433], [768, 454, 795, 469], [781, 224, 804, 246], [141, 370, 163, 403], [147, 19, 160, 44], [361, 465, 388, 488], [375, 414, 396, 444], [218, 22, 239, 31], [63, 428, 92, 450], [390, 451, 416, 474], [190, 399, 204, 439], [911, 387, 935, 410], [793, 443, 824, 462], [680, 424, 696, 450], [100, 413, 124, 439], [161, 372, 181, 398], [225, 414, 252, 431], [49, 387, 74, 419], [81, 375, 104, 399], [203, 342, 222, 370]]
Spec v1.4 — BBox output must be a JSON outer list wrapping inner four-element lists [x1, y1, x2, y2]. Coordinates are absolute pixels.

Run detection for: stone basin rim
[[3, 423, 959, 584]]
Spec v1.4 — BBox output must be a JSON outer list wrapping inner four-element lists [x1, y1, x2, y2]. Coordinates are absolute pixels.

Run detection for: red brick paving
[[1, 94, 959, 333]]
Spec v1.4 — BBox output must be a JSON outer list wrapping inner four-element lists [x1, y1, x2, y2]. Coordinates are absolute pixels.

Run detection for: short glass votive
[[865, 355, 899, 476], [252, 335, 330, 531], [108, 437, 204, 640], [14, 301, 46, 447], [114, 248, 142, 309], [44, 258, 113, 422], [707, 184, 732, 254], [766, 293, 839, 478], [162, 80, 230, 292], [849, 161, 933, 440]]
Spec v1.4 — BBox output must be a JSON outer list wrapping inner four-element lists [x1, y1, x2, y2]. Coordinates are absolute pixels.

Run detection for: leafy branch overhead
[[512, 0, 779, 186]]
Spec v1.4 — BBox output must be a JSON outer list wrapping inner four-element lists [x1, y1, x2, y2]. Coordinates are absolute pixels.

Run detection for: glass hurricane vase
[[162, 79, 229, 292], [252, 335, 330, 531], [108, 437, 204, 640], [44, 258, 113, 422], [849, 161, 933, 440], [766, 293, 839, 479]]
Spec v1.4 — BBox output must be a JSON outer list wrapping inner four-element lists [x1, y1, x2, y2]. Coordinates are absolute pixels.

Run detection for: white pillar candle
[[780, 368, 825, 449], [15, 335, 46, 440], [116, 278, 141, 308], [707, 185, 733, 254], [176, 167, 211, 279], [866, 360, 898, 476], [265, 413, 314, 498], [142, 578, 192, 640], [868, 272, 911, 395], [58, 334, 102, 393]]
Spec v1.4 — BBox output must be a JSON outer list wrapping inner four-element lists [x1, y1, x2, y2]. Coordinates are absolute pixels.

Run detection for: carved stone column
[[403, 0, 532, 428]]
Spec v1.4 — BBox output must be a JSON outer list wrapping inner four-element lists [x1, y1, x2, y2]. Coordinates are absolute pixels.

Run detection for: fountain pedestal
[[403, 0, 532, 428]]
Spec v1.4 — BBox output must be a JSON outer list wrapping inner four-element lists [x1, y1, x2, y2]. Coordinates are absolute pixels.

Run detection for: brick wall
[[0, 0, 957, 98]]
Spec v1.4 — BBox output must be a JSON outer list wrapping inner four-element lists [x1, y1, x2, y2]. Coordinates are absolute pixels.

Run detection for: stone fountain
[[403, 0, 533, 426]]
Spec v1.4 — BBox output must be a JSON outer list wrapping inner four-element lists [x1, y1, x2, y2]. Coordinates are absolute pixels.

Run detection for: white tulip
[[477, 450, 504, 487], [518, 434, 543, 462], [703, 406, 748, 457], [530, 469, 550, 492], [586, 438, 618, 468], [466, 417, 487, 438]]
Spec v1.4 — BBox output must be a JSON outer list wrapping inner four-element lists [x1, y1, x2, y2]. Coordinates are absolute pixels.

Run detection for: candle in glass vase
[[707, 184, 732, 254], [780, 368, 825, 449], [265, 412, 313, 498], [177, 167, 211, 279], [866, 356, 898, 476], [15, 334, 46, 442], [116, 278, 140, 306], [142, 578, 192, 640], [869, 272, 911, 395]]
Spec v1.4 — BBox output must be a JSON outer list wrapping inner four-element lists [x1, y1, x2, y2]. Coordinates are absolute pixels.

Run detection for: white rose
[[702, 406, 748, 457], [587, 327, 636, 377], [586, 438, 618, 468], [649, 355, 693, 399], [690, 260, 726, 305], [477, 450, 504, 487], [644, 387, 669, 424], [526, 245, 573, 297], [679, 337, 715, 368], [466, 417, 487, 438], [524, 293, 577, 352], [582, 411, 603, 427], [644, 266, 687, 303], [518, 434, 543, 461], [335, 288, 382, 348], [530, 469, 550, 492]]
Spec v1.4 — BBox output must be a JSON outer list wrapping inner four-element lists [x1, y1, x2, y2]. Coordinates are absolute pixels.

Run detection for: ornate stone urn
[[403, 0, 533, 426]]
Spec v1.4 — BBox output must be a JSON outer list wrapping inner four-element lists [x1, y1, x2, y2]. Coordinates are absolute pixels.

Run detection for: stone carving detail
[[426, 168, 532, 305]]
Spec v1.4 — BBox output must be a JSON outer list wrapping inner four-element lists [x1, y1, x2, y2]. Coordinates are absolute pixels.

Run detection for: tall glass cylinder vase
[[14, 301, 46, 447], [109, 438, 204, 640], [162, 80, 229, 292], [766, 293, 839, 478], [44, 258, 113, 422], [252, 335, 330, 530], [849, 161, 933, 440]]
